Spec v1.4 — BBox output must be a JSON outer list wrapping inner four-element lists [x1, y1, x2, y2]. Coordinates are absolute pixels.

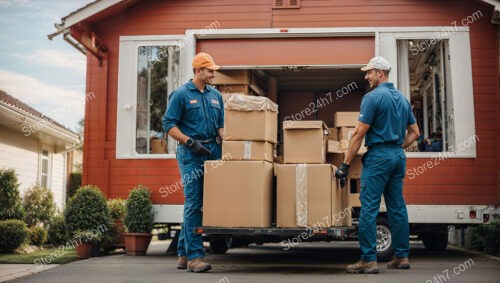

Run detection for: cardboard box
[[276, 164, 332, 228], [224, 110, 277, 143], [150, 138, 166, 154], [327, 140, 343, 153], [334, 112, 359, 127], [329, 153, 363, 178], [283, 121, 328, 164], [203, 161, 273, 227], [213, 70, 250, 85], [326, 127, 338, 141], [338, 127, 355, 141], [331, 177, 351, 226], [222, 141, 274, 162]]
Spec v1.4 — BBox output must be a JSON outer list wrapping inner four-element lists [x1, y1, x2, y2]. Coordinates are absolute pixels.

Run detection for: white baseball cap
[[361, 56, 391, 71]]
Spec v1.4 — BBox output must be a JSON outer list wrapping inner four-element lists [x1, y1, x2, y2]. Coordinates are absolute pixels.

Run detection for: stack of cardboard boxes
[[203, 94, 277, 227]]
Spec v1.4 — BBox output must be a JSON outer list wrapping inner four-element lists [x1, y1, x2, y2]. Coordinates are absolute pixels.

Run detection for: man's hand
[[335, 162, 350, 188], [187, 139, 211, 156]]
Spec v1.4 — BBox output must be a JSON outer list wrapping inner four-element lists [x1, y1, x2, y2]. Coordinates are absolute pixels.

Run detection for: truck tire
[[376, 216, 394, 262], [421, 226, 448, 251], [209, 237, 231, 254]]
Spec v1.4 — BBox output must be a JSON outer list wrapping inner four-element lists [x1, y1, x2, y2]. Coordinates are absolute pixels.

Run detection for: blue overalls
[[162, 80, 223, 261], [357, 82, 416, 262]]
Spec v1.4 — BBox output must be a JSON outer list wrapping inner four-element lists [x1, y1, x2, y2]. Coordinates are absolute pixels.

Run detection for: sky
[[0, 0, 92, 131]]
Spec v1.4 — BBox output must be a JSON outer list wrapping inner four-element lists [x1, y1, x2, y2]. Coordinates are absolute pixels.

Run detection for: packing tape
[[295, 164, 308, 227], [244, 141, 251, 160]]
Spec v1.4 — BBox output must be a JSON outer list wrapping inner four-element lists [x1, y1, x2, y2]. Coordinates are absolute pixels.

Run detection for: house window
[[116, 37, 184, 159], [379, 29, 476, 157], [273, 0, 301, 9], [40, 149, 50, 188]]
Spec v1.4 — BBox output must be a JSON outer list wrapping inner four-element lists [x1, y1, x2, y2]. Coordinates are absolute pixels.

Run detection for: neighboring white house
[[0, 90, 80, 209]]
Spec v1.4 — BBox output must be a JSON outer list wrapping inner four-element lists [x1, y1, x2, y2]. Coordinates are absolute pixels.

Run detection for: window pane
[[42, 159, 48, 173], [41, 175, 47, 188], [136, 45, 180, 154]]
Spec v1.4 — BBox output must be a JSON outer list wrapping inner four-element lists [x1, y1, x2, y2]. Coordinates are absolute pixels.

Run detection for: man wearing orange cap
[[163, 52, 223, 273]]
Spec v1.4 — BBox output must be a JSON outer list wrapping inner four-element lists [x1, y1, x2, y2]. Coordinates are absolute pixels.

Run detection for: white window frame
[[378, 29, 476, 158], [116, 35, 192, 159], [39, 147, 52, 188]]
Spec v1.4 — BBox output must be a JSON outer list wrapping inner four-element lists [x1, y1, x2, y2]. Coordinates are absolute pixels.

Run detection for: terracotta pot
[[75, 242, 92, 259], [123, 232, 152, 256], [112, 219, 125, 248]]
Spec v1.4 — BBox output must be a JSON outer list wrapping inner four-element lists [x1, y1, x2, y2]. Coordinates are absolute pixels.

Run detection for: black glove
[[186, 138, 211, 156], [335, 162, 350, 188]]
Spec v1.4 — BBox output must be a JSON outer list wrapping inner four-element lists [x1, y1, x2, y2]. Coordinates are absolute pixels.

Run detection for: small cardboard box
[[327, 140, 344, 153], [222, 141, 274, 162], [150, 138, 166, 154], [337, 127, 367, 155], [276, 164, 333, 228], [329, 153, 363, 178], [326, 127, 338, 141], [203, 161, 273, 227], [283, 121, 329, 164], [334, 112, 359, 127]]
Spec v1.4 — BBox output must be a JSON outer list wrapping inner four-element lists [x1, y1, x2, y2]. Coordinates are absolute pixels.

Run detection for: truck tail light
[[469, 210, 476, 219], [483, 214, 490, 223]]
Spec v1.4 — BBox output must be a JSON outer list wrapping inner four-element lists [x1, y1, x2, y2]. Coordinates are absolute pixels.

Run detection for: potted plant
[[123, 185, 154, 256], [107, 198, 126, 249], [73, 230, 102, 259], [64, 185, 111, 259]]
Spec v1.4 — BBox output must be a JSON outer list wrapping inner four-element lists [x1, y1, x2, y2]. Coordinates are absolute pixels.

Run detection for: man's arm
[[218, 128, 224, 139], [402, 123, 420, 149], [167, 126, 190, 145], [344, 121, 370, 164]]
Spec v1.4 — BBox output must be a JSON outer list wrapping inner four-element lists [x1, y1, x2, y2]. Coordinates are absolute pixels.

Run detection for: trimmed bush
[[29, 226, 48, 246], [108, 198, 126, 220], [47, 214, 69, 246], [0, 219, 28, 252], [465, 219, 500, 256], [0, 168, 24, 221], [23, 185, 56, 227], [124, 185, 154, 233], [64, 185, 111, 238], [66, 172, 82, 200], [484, 219, 500, 256]]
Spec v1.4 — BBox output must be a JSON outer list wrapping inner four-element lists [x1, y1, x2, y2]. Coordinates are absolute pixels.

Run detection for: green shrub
[[484, 219, 500, 256], [465, 219, 500, 256], [47, 214, 69, 246], [108, 198, 126, 220], [124, 185, 154, 233], [29, 226, 48, 246], [64, 185, 111, 239], [23, 185, 56, 227], [0, 219, 29, 252], [0, 168, 24, 221], [66, 172, 82, 200]]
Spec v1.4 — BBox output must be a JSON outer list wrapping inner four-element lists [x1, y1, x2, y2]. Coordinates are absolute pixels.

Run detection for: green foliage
[[73, 230, 102, 243], [28, 226, 48, 246], [64, 185, 111, 239], [23, 185, 56, 227], [483, 219, 500, 256], [47, 214, 69, 246], [66, 172, 82, 200], [465, 218, 500, 256], [0, 220, 28, 252], [124, 185, 154, 233], [108, 198, 126, 220], [0, 168, 25, 221]]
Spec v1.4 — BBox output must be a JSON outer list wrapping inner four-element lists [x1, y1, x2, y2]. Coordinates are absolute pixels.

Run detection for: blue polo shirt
[[358, 82, 416, 147], [162, 80, 224, 140]]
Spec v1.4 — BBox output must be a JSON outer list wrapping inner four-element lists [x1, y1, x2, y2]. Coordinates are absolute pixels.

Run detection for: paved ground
[[4, 241, 500, 283]]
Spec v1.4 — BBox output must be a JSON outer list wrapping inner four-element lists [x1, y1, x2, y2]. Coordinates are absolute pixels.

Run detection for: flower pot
[[75, 242, 92, 259], [123, 232, 152, 256], [112, 219, 126, 248], [90, 242, 101, 257]]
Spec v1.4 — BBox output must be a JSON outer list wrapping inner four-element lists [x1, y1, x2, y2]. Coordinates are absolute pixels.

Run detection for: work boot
[[346, 260, 379, 274], [187, 257, 212, 273], [177, 256, 187, 269], [387, 257, 410, 269]]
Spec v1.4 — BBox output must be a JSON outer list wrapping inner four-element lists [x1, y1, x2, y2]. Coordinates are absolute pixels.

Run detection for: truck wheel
[[376, 216, 394, 262], [422, 226, 448, 251], [209, 237, 231, 254]]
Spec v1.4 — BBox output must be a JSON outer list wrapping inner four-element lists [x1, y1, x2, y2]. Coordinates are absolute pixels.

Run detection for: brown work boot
[[187, 257, 212, 273], [346, 260, 379, 274], [387, 257, 410, 269], [177, 256, 187, 269]]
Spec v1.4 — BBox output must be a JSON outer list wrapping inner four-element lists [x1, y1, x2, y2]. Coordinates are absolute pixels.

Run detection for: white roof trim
[[48, 0, 123, 39]]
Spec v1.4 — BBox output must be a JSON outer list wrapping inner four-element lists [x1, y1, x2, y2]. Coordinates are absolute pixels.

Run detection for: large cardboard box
[[203, 161, 273, 227], [334, 112, 359, 127], [329, 153, 363, 178], [224, 95, 278, 143], [326, 127, 338, 141], [332, 178, 352, 226], [283, 121, 328, 164], [213, 70, 250, 85], [222, 141, 274, 162], [276, 164, 332, 228]]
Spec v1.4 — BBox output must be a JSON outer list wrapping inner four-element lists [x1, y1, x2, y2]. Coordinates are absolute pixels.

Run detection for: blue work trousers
[[176, 142, 221, 260], [358, 144, 409, 262]]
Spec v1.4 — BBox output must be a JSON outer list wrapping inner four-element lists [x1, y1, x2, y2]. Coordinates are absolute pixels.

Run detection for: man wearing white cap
[[335, 56, 420, 273]]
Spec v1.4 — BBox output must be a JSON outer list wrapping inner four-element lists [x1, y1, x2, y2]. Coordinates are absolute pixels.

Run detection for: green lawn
[[0, 247, 77, 265]]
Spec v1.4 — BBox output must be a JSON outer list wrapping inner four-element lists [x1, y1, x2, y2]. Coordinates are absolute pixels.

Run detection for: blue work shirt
[[162, 80, 224, 140], [358, 82, 416, 147]]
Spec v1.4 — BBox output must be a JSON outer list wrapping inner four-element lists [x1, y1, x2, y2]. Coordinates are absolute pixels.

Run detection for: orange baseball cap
[[192, 52, 221, 70]]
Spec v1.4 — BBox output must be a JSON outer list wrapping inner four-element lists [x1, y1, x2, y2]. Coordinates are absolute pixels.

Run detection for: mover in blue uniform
[[163, 52, 224, 273], [335, 56, 420, 274]]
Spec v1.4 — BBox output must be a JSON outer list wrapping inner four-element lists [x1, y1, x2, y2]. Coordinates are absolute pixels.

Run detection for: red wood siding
[[82, 0, 499, 206]]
